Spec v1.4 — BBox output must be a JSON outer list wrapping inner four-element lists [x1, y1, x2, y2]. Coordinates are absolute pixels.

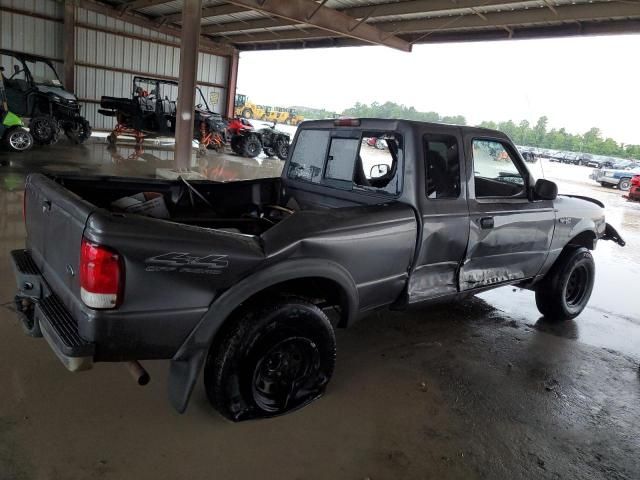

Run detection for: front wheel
[[535, 247, 595, 321], [204, 299, 336, 421], [30, 116, 59, 145], [275, 138, 289, 160], [240, 134, 261, 158], [3, 127, 33, 152]]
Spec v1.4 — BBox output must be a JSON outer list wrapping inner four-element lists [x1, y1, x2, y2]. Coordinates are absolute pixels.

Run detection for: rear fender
[[168, 258, 358, 413]]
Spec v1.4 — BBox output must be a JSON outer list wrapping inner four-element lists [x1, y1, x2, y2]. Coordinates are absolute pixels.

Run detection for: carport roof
[[87, 0, 640, 52]]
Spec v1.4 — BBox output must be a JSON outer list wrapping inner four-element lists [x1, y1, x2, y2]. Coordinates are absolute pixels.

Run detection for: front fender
[[168, 258, 359, 413]]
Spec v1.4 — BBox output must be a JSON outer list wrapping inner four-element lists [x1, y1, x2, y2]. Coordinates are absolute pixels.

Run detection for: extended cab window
[[288, 129, 402, 196], [473, 139, 526, 198], [425, 135, 460, 198]]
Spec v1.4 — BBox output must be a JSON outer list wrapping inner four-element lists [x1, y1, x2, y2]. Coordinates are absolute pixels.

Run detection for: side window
[[356, 133, 402, 195], [473, 139, 526, 198], [425, 135, 460, 198], [287, 130, 330, 183]]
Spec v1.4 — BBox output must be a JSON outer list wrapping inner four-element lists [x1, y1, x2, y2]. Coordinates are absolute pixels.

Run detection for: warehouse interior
[[1, 1, 640, 479]]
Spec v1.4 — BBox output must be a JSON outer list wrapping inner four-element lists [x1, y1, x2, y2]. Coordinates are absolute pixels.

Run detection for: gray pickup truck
[[11, 118, 625, 421]]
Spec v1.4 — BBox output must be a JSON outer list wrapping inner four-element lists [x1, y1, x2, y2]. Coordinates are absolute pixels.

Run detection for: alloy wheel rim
[[10, 131, 31, 150]]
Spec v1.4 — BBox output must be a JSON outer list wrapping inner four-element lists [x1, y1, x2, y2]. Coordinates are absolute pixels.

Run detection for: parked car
[[11, 118, 625, 421], [590, 165, 640, 190]]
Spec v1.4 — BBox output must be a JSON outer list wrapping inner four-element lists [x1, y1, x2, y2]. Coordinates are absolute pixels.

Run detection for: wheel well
[[236, 277, 350, 328], [567, 230, 596, 250]]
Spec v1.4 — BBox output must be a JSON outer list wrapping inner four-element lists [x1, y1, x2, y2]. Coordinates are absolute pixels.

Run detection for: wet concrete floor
[[0, 141, 638, 479]]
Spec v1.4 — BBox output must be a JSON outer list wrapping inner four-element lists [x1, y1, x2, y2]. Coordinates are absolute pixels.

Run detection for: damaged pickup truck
[[11, 118, 625, 421]]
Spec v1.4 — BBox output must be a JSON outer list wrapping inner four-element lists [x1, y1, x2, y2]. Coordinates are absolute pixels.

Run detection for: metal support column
[[63, 0, 75, 92], [225, 50, 239, 119], [174, 0, 203, 169]]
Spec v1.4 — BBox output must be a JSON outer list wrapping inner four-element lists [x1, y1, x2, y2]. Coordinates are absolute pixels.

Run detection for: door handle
[[479, 216, 494, 229]]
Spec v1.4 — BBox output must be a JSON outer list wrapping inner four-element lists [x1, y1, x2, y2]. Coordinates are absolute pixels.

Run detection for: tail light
[[334, 118, 360, 127], [80, 238, 123, 309]]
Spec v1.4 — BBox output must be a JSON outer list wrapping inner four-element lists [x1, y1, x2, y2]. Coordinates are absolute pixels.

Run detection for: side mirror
[[370, 164, 390, 178], [534, 178, 557, 200]]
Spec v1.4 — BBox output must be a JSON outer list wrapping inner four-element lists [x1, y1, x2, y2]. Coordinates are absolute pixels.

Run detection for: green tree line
[[299, 101, 640, 160]]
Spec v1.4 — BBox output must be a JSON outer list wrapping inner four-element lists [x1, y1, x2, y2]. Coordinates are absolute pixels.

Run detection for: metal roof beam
[[202, 0, 541, 35], [222, 0, 412, 52], [120, 0, 174, 12], [224, 0, 640, 43], [158, 5, 249, 25], [380, 1, 640, 33], [77, 0, 236, 56]]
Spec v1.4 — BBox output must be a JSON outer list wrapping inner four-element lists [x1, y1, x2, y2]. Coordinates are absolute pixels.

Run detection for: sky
[[237, 34, 640, 145]]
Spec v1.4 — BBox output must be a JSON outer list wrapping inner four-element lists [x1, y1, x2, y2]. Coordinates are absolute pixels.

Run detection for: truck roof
[[298, 118, 508, 140]]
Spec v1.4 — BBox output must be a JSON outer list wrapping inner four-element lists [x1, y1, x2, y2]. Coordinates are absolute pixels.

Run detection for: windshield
[[25, 59, 61, 86]]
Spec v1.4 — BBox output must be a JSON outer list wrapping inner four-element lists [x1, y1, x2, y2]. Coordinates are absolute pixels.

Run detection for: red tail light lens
[[80, 238, 122, 309]]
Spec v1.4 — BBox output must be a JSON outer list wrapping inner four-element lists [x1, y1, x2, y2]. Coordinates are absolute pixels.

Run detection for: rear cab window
[[287, 129, 403, 196]]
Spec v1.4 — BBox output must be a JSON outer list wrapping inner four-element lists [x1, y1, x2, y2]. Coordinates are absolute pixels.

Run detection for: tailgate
[[24, 174, 96, 301]]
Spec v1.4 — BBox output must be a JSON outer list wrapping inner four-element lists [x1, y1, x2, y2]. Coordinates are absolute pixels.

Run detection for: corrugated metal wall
[[0, 0, 64, 76], [75, 7, 229, 130], [0, 2, 230, 131]]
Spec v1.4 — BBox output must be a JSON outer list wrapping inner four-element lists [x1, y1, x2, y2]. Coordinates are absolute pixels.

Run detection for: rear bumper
[[11, 249, 94, 371]]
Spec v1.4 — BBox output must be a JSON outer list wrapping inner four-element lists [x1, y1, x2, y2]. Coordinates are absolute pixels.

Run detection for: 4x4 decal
[[145, 253, 229, 274]]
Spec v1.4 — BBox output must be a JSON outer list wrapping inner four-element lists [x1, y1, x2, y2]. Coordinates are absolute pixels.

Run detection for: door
[[408, 129, 469, 303], [459, 136, 555, 290]]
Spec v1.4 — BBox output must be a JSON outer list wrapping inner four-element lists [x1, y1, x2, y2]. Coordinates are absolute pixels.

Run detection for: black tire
[[30, 116, 59, 145], [240, 134, 261, 158], [263, 147, 275, 157], [618, 178, 631, 191], [242, 108, 253, 119], [535, 247, 595, 321], [64, 117, 92, 144], [3, 127, 33, 152], [275, 138, 289, 161], [204, 299, 336, 421]]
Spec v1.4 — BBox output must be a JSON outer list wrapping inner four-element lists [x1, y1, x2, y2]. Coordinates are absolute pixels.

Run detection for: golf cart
[[0, 49, 91, 145], [99, 76, 227, 150], [0, 67, 33, 152]]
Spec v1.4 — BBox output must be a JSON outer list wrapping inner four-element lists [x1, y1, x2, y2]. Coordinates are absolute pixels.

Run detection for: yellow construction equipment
[[234, 94, 304, 125], [234, 94, 266, 120]]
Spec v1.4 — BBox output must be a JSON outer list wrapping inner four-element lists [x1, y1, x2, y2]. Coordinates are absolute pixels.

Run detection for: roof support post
[[225, 50, 240, 119], [63, 0, 75, 92], [174, 0, 202, 169]]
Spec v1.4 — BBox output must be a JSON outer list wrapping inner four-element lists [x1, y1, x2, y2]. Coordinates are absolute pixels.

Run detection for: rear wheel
[[64, 117, 92, 144], [535, 247, 595, 321], [3, 127, 33, 152], [204, 299, 336, 421], [30, 116, 59, 145], [618, 178, 631, 191]]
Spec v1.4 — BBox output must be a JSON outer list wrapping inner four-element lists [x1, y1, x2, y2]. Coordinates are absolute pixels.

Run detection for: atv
[[99, 76, 226, 151], [0, 70, 33, 153], [228, 118, 290, 160], [258, 121, 290, 160], [228, 117, 262, 158], [0, 49, 91, 145]]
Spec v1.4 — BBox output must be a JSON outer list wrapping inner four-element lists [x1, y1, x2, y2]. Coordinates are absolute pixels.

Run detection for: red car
[[627, 174, 640, 202]]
